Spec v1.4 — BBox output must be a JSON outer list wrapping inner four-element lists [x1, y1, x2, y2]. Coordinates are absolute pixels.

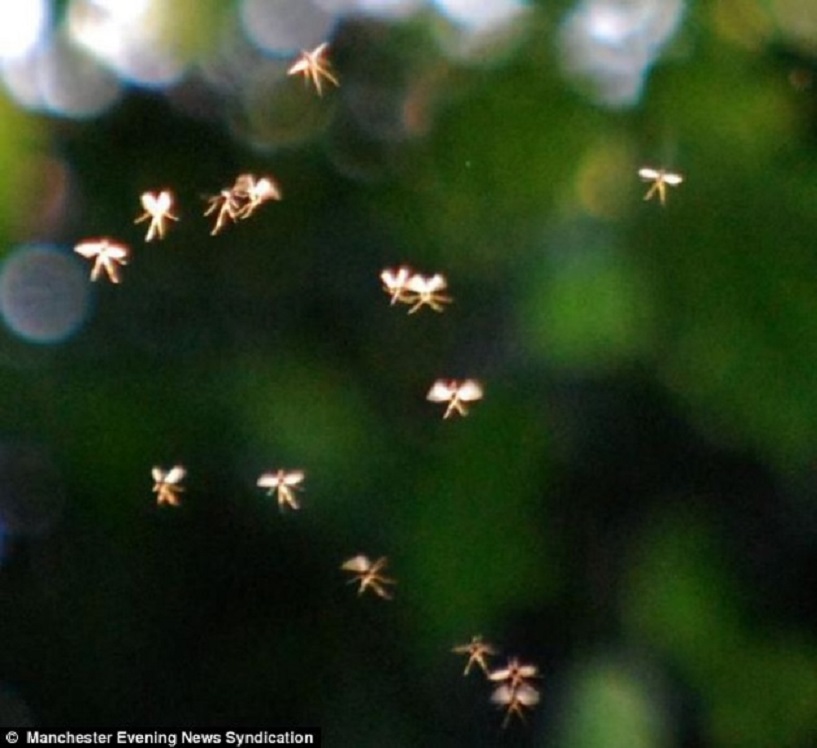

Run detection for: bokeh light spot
[[559, 0, 684, 107], [68, 0, 188, 88], [434, 0, 528, 32], [240, 0, 337, 56], [353, 0, 426, 18], [0, 0, 49, 61], [0, 244, 91, 344]]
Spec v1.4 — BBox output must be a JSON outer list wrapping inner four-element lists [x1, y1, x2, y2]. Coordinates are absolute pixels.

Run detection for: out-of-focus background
[[1, 0, 817, 745]]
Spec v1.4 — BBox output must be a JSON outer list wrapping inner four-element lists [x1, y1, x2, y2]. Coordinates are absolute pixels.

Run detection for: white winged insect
[[638, 167, 683, 206], [233, 174, 282, 219], [134, 190, 178, 241], [404, 272, 452, 314], [380, 266, 416, 306], [74, 238, 130, 283], [257, 469, 305, 512], [341, 554, 396, 600], [427, 379, 483, 419], [490, 682, 540, 728], [152, 465, 186, 507], [452, 635, 497, 677], [288, 42, 339, 97]]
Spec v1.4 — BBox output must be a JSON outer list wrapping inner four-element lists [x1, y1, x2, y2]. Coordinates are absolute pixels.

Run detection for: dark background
[[1, 1, 817, 745]]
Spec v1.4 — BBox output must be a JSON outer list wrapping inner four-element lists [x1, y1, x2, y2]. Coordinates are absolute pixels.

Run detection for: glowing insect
[[256, 469, 305, 512], [204, 188, 243, 235], [452, 635, 497, 676], [638, 167, 683, 206], [404, 272, 452, 313], [490, 682, 540, 728], [380, 266, 415, 305], [341, 554, 396, 599], [152, 465, 186, 507], [288, 42, 339, 97], [426, 379, 483, 419], [233, 174, 282, 219], [74, 238, 130, 283], [134, 190, 178, 241]]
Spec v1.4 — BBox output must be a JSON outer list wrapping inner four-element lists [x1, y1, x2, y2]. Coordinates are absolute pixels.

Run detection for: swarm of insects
[[288, 43, 339, 96], [638, 167, 683, 205], [427, 379, 483, 419], [380, 267, 452, 313], [452, 635, 497, 676], [341, 554, 396, 599], [74, 238, 130, 283], [204, 173, 282, 235], [134, 190, 178, 241], [152, 465, 186, 507], [257, 469, 305, 512]]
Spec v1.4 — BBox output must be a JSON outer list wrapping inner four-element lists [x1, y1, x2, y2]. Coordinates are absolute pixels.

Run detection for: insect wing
[[427, 380, 456, 402], [490, 684, 515, 705], [517, 663, 539, 680], [489, 666, 513, 682], [424, 274, 448, 293], [663, 172, 683, 185], [515, 683, 540, 707], [232, 174, 256, 197], [156, 190, 175, 212], [74, 241, 104, 258], [287, 56, 309, 76], [106, 243, 129, 262], [257, 472, 282, 489], [638, 167, 660, 181], [165, 466, 186, 485], [255, 177, 281, 201], [406, 273, 432, 294], [141, 192, 159, 212], [456, 380, 483, 403], [341, 554, 372, 573], [381, 268, 408, 290], [152, 467, 166, 484], [283, 470, 305, 487]]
